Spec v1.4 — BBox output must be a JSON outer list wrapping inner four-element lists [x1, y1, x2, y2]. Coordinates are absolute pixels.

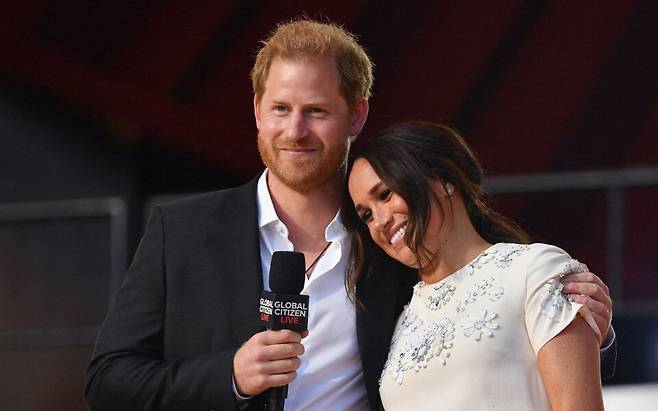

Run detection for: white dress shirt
[[256, 170, 369, 411]]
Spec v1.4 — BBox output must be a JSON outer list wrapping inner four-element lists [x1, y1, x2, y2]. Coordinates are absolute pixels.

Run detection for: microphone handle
[[266, 385, 287, 411]]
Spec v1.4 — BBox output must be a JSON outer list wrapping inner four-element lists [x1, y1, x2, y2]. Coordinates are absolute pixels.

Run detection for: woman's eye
[[379, 189, 392, 201], [360, 210, 372, 223]]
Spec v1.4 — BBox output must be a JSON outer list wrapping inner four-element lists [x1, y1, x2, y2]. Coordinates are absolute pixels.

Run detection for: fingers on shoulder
[[562, 271, 610, 295]]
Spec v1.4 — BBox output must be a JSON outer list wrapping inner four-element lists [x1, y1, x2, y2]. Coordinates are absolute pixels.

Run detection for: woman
[[342, 122, 604, 410]]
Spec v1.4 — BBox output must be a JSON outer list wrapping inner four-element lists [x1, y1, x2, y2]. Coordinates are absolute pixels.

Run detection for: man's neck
[[267, 174, 342, 253]]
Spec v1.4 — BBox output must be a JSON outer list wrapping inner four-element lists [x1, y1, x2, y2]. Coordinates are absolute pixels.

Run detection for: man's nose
[[285, 111, 309, 141]]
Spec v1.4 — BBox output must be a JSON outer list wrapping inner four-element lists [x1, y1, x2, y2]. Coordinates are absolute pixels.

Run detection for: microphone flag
[[259, 291, 308, 331]]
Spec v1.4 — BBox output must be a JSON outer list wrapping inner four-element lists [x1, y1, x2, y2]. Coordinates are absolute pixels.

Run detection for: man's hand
[[233, 329, 306, 397], [561, 271, 612, 342]]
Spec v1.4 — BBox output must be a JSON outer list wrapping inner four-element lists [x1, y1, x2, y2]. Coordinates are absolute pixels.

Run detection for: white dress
[[379, 243, 599, 411]]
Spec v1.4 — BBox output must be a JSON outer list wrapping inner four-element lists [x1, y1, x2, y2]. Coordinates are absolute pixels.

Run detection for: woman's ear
[[445, 183, 455, 196]]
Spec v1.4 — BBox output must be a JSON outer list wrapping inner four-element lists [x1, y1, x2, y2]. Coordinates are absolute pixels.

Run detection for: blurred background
[[0, 1, 656, 410]]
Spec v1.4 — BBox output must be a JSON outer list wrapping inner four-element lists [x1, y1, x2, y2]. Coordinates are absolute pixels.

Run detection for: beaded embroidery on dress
[[379, 243, 599, 411], [381, 243, 532, 385], [380, 243, 592, 385], [540, 258, 588, 320]]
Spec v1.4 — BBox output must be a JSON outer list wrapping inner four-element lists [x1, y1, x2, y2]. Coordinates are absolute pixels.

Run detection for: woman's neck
[[419, 211, 492, 285]]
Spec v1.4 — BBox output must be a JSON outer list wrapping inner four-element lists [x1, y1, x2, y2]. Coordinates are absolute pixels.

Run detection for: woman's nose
[[373, 207, 392, 232]]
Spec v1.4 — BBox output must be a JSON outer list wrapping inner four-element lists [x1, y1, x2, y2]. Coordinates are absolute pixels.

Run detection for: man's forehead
[[258, 56, 344, 100]]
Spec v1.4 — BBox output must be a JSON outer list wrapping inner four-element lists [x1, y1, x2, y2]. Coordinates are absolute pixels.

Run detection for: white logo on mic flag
[[259, 291, 309, 330]]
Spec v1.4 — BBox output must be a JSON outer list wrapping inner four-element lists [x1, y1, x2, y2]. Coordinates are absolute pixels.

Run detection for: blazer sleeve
[[85, 206, 243, 411], [600, 328, 617, 380]]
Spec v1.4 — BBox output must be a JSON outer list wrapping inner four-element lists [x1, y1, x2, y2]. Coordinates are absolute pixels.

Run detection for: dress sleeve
[[524, 244, 601, 355]]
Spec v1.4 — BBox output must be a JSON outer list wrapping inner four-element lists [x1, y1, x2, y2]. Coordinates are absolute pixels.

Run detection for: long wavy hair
[[342, 121, 530, 302]]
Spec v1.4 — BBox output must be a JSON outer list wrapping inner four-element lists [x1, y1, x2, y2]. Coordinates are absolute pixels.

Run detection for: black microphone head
[[269, 251, 306, 294]]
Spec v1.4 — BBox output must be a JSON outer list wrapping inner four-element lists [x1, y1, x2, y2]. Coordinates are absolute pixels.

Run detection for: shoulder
[[484, 242, 586, 281], [490, 243, 573, 267], [515, 243, 588, 295], [522, 243, 586, 275], [140, 179, 259, 241], [155, 178, 258, 220], [526, 243, 569, 257]]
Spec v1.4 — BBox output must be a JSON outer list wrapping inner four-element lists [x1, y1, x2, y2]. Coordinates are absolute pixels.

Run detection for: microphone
[[259, 251, 308, 411]]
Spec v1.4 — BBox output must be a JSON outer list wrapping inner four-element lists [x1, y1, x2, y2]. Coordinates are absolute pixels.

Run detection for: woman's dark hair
[[342, 121, 530, 302]]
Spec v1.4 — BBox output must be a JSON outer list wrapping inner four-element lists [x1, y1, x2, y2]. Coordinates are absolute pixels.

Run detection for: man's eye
[[359, 210, 372, 223], [273, 105, 287, 112], [308, 107, 325, 114]]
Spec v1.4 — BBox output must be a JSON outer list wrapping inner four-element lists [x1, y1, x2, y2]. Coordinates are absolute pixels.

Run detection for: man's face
[[254, 56, 368, 193]]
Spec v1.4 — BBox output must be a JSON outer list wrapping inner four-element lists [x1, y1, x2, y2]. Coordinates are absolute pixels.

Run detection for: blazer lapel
[[212, 178, 265, 344], [356, 250, 416, 410]]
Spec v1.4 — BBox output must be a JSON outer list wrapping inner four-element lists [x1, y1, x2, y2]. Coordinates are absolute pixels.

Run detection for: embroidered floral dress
[[379, 243, 599, 411]]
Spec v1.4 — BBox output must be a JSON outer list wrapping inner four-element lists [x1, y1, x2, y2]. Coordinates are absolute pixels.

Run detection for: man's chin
[[262, 149, 347, 193], [270, 167, 336, 193], [276, 175, 324, 193]]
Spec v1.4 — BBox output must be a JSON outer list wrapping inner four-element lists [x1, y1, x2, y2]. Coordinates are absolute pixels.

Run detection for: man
[[86, 19, 614, 411]]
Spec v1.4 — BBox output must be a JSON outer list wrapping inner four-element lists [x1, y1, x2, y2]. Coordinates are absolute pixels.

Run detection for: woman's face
[[348, 158, 447, 269]]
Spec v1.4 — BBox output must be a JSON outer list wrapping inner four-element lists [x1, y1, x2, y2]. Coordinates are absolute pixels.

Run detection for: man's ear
[[348, 98, 369, 141], [253, 94, 262, 130]]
